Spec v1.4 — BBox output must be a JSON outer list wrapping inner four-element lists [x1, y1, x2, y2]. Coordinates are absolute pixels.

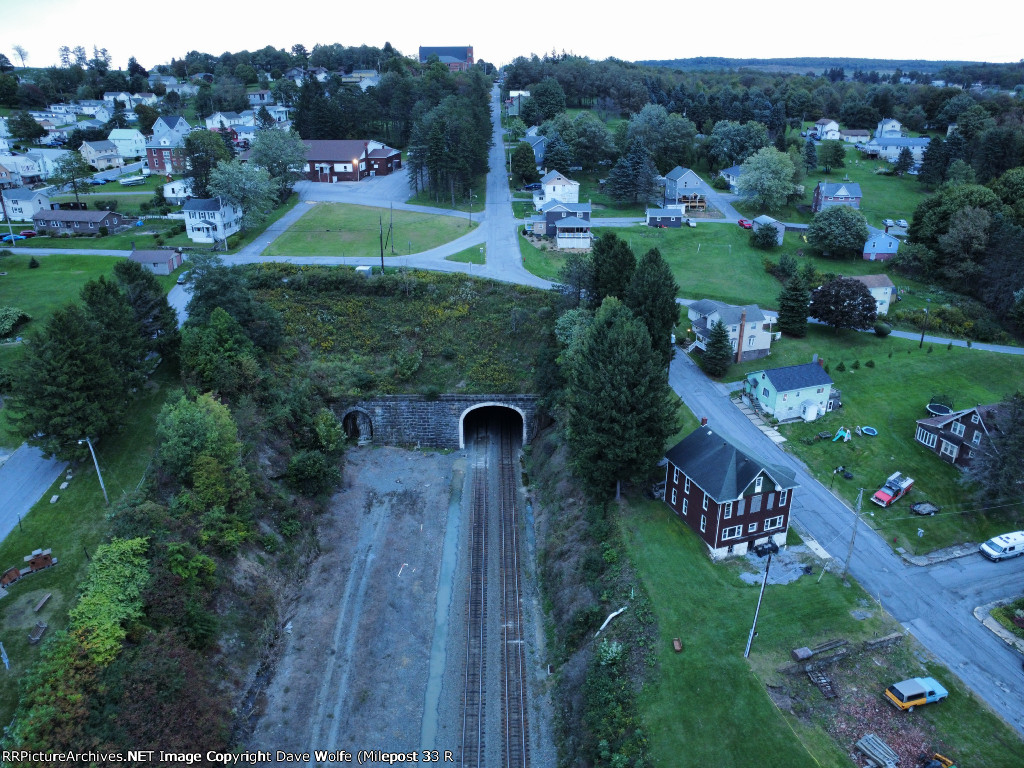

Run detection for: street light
[[78, 437, 109, 506], [918, 306, 929, 349]]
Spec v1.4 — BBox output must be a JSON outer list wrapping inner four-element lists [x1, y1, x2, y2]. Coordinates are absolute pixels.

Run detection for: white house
[[183, 197, 242, 244], [840, 129, 871, 144], [861, 136, 931, 163], [0, 154, 43, 185], [108, 129, 146, 160], [0, 136, 9, 154], [165, 82, 199, 97], [718, 164, 744, 190], [813, 118, 840, 140], [248, 90, 274, 107], [80, 140, 124, 171], [132, 92, 159, 107], [851, 274, 896, 316], [876, 118, 903, 138], [687, 299, 778, 362], [534, 170, 579, 209], [25, 148, 71, 180], [162, 178, 194, 205], [1, 187, 51, 221], [863, 226, 900, 262], [205, 111, 256, 131], [77, 102, 112, 123], [102, 91, 134, 108]]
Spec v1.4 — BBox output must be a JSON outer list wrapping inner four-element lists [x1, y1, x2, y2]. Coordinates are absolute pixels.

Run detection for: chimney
[[812, 353, 819, 364], [735, 310, 746, 364], [701, 417, 708, 426]]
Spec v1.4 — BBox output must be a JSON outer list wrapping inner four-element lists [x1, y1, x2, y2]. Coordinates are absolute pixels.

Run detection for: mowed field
[[264, 203, 478, 258]]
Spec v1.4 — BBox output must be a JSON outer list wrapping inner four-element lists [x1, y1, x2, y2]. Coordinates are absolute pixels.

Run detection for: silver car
[[883, 218, 895, 227], [896, 219, 908, 228]]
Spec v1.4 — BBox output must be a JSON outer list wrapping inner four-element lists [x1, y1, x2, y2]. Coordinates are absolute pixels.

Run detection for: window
[[950, 421, 965, 438], [723, 501, 733, 518], [700, 515, 706, 533], [940, 440, 957, 458], [673, 467, 679, 484], [765, 516, 784, 531], [748, 335, 755, 347], [779, 489, 788, 506], [817, 387, 824, 394], [971, 413, 980, 424], [972, 431, 982, 446], [722, 525, 742, 540], [684, 478, 690, 493], [762, 387, 769, 398], [754, 476, 763, 493], [782, 394, 788, 402], [682, 499, 688, 516], [748, 523, 758, 533], [671, 489, 677, 505], [702, 493, 708, 510], [916, 427, 937, 449]]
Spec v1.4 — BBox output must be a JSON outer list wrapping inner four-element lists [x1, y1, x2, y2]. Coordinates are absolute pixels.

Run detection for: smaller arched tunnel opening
[[342, 409, 373, 445], [460, 404, 525, 450]]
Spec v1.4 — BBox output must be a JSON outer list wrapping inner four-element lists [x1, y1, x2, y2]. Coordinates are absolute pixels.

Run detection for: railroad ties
[[461, 446, 488, 768]]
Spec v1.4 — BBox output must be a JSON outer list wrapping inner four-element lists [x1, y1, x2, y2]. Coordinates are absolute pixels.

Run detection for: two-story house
[[533, 170, 579, 209], [248, 90, 274, 107], [525, 201, 592, 249], [1, 187, 50, 221], [851, 274, 895, 316], [183, 197, 243, 244], [688, 299, 778, 362], [146, 116, 192, 174], [418, 46, 474, 72], [745, 361, 837, 422], [664, 425, 798, 559], [0, 155, 42, 185], [107, 128, 146, 160], [811, 181, 862, 213], [914, 404, 999, 469], [205, 111, 256, 131], [663, 166, 705, 202], [522, 134, 546, 165], [876, 117, 903, 138], [860, 136, 930, 163], [80, 140, 124, 171], [863, 226, 900, 262], [813, 118, 840, 140]]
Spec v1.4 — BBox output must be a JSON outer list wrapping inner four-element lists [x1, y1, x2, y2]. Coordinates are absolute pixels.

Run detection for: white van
[[980, 531, 1024, 561]]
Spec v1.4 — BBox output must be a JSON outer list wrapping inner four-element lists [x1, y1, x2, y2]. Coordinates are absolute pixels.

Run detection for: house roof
[[817, 182, 862, 198], [869, 137, 930, 147], [665, 426, 798, 502], [689, 299, 767, 326], [419, 46, 472, 63], [553, 218, 591, 229], [917, 403, 1000, 429], [753, 215, 779, 225], [2, 186, 47, 201], [815, 118, 838, 125], [540, 170, 577, 185], [108, 129, 143, 140], [183, 197, 228, 212], [665, 166, 698, 181], [721, 164, 743, 177], [540, 200, 590, 214], [865, 225, 898, 242], [33, 209, 118, 223], [303, 139, 394, 162], [368, 147, 400, 158], [851, 274, 894, 289], [756, 362, 833, 393], [82, 140, 118, 152], [523, 135, 545, 147], [841, 129, 871, 136], [129, 249, 176, 265]]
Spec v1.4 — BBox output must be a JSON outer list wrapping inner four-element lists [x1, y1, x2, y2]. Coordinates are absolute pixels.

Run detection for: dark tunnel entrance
[[342, 409, 373, 444], [460, 404, 525, 449]]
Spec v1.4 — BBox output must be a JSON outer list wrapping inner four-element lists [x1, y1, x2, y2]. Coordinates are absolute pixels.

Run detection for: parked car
[[871, 471, 913, 507], [18, 230, 37, 238], [176, 270, 191, 285], [1, 234, 26, 243], [979, 530, 1024, 561], [522, 183, 541, 191], [884, 677, 948, 711], [737, 219, 752, 229], [686, 219, 696, 228], [883, 218, 895, 227], [87, 178, 107, 185], [896, 219, 908, 228]]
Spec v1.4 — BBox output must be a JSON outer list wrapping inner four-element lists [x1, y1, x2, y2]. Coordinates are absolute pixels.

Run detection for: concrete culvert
[[342, 409, 373, 444]]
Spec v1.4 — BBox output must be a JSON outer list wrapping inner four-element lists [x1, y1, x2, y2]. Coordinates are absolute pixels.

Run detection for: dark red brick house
[[304, 139, 402, 182], [914, 404, 999, 468], [664, 426, 798, 559]]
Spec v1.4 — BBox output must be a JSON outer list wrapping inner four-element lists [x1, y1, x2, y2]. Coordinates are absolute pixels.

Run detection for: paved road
[[669, 349, 1024, 736], [0, 445, 67, 541]]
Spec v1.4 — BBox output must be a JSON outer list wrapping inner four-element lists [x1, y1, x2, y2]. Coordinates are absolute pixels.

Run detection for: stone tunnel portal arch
[[342, 408, 374, 444], [459, 403, 526, 449]]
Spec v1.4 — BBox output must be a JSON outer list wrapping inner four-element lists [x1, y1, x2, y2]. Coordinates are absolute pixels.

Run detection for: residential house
[[813, 118, 840, 140], [915, 404, 999, 468], [663, 166, 705, 202], [48, 103, 84, 119], [148, 73, 178, 89], [165, 82, 198, 97], [25, 148, 71, 180], [688, 299, 778, 362], [506, 90, 529, 117], [418, 46, 474, 72], [248, 90, 274, 107], [552, 216, 592, 250], [1, 187, 50, 221], [341, 70, 380, 91], [0, 136, 9, 153], [840, 129, 871, 144], [183, 197, 242, 243], [283, 66, 307, 86], [744, 362, 837, 422], [102, 91, 134, 108], [146, 116, 191, 174], [811, 181, 862, 213], [526, 200, 592, 240], [128, 248, 184, 276], [80, 140, 124, 171], [132, 92, 159, 107], [234, 125, 257, 147], [646, 206, 688, 228], [263, 105, 291, 124], [860, 136, 931, 163], [162, 178, 193, 204], [108, 128, 146, 160], [752, 215, 785, 246], [850, 274, 896, 315], [0, 117, 8, 138], [663, 426, 798, 559], [0, 161, 14, 190], [863, 226, 900, 262], [522, 134, 546, 165], [718, 164, 744, 190], [303, 139, 401, 182], [876, 118, 903, 138], [533, 170, 580, 209], [0, 155, 42, 185], [205, 112, 255, 131], [32, 209, 127, 234]]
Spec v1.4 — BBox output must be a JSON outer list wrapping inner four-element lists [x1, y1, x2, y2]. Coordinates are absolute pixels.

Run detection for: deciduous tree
[[50, 152, 95, 205], [809, 276, 877, 331], [818, 140, 846, 173], [8, 110, 46, 142], [806, 205, 869, 259], [736, 147, 796, 211], [966, 391, 1024, 504], [248, 129, 309, 201], [183, 129, 231, 199]]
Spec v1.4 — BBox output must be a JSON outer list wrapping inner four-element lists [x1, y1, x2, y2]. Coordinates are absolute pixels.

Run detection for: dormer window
[[754, 476, 763, 493]]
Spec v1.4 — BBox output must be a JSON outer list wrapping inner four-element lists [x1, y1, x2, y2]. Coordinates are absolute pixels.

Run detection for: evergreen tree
[[777, 275, 810, 337], [606, 137, 660, 204], [624, 248, 681, 370], [556, 251, 594, 309], [113, 259, 180, 358], [80, 276, 147, 391], [564, 297, 678, 499], [591, 232, 636, 304], [542, 135, 574, 173], [893, 146, 915, 176], [702, 319, 733, 378], [818, 140, 846, 173], [967, 391, 1024, 503], [510, 142, 539, 184], [802, 138, 818, 172], [8, 304, 127, 459]]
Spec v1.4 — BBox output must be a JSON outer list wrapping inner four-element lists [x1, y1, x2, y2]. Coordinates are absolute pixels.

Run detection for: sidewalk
[[974, 600, 1024, 654]]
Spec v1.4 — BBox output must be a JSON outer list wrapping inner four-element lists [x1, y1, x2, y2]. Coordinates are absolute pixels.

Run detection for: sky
[[3, 0, 1020, 71]]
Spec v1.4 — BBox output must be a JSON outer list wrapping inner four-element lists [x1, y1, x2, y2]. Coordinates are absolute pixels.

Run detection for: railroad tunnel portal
[[460, 403, 525, 449]]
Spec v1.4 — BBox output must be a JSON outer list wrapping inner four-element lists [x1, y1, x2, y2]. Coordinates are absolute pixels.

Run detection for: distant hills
[[636, 57, 982, 74]]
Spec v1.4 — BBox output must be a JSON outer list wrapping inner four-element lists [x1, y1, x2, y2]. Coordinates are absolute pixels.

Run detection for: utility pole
[[78, 436, 109, 506], [0, 193, 16, 248], [389, 204, 395, 254], [744, 551, 773, 658], [379, 214, 385, 272], [842, 488, 865, 582]]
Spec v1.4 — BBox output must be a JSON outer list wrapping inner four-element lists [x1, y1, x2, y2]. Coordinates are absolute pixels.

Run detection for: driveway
[[668, 348, 1024, 736], [0, 444, 67, 543]]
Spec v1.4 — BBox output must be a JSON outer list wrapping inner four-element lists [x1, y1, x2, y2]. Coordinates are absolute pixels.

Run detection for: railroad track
[[459, 419, 530, 768]]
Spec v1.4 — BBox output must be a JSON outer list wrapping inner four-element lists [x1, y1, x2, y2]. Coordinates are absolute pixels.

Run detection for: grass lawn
[[512, 200, 534, 219], [50, 193, 156, 217], [725, 326, 1024, 552], [445, 244, 485, 264], [575, 174, 648, 218], [623, 495, 1024, 768], [12, 219, 182, 250], [0, 363, 178, 723], [406, 174, 487, 213], [518, 232, 565, 281], [264, 203, 478, 258], [0, 251, 121, 330]]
